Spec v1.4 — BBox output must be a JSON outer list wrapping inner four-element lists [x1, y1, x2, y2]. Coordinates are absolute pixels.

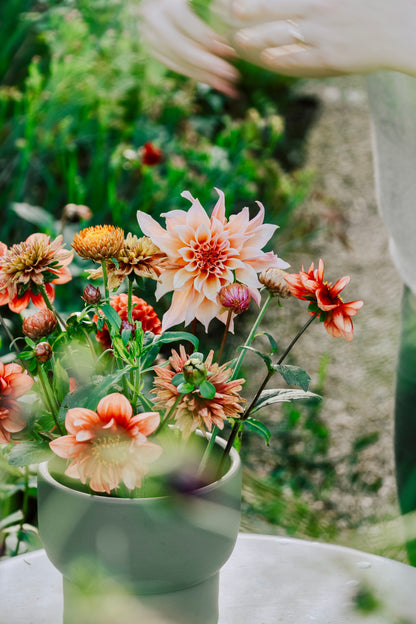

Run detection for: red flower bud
[[82, 284, 101, 304], [218, 283, 251, 314], [22, 309, 57, 340], [34, 342, 53, 363]]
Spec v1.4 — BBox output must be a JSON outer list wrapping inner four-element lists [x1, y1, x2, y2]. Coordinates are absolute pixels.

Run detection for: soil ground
[[240, 76, 407, 562]]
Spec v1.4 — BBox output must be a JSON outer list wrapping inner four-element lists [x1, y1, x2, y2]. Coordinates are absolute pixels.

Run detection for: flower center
[[192, 240, 227, 273], [91, 434, 129, 467]]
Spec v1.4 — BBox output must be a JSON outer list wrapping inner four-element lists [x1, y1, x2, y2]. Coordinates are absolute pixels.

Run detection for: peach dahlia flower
[[49, 393, 161, 494], [137, 188, 289, 331], [152, 346, 245, 439], [0, 362, 33, 444]]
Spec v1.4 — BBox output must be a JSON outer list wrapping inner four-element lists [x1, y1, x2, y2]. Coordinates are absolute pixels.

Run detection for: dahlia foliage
[[0, 189, 363, 497]]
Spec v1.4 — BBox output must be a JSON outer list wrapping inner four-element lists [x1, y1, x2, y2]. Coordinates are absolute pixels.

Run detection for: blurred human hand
[[138, 0, 239, 97], [226, 0, 416, 78]]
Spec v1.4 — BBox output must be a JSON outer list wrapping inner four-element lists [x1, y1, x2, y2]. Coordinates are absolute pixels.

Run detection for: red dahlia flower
[[94, 293, 161, 351], [284, 259, 363, 341]]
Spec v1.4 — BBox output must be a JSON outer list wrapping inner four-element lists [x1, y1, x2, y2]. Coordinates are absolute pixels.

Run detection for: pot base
[[63, 572, 219, 624]]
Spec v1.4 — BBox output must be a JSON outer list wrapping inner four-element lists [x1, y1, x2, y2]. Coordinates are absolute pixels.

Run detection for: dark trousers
[[395, 286, 416, 564]]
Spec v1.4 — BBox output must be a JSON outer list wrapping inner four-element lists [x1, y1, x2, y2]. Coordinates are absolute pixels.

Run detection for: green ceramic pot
[[37, 434, 241, 624]]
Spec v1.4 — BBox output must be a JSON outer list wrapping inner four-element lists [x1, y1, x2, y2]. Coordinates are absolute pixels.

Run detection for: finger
[[261, 45, 347, 78], [235, 21, 306, 49], [142, 8, 239, 83], [168, 4, 237, 58], [231, 0, 308, 21], [149, 48, 239, 98]]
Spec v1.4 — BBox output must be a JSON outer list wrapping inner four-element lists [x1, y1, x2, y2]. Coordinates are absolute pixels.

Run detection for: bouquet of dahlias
[[0, 188, 363, 499]]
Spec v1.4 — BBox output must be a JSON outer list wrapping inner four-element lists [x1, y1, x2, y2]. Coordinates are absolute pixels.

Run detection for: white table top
[[1, 533, 416, 624]]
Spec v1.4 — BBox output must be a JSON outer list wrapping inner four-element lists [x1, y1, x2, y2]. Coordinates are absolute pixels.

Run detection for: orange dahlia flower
[[152, 346, 245, 439], [94, 293, 161, 351], [137, 188, 289, 331], [72, 225, 124, 261], [0, 362, 33, 444], [284, 259, 363, 341], [87, 234, 166, 290], [0, 235, 73, 313], [49, 393, 162, 494]]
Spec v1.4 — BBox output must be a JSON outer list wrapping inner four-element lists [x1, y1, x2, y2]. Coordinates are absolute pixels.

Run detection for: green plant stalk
[[37, 363, 64, 435], [156, 394, 183, 436], [127, 277, 134, 324], [101, 261, 109, 301], [12, 466, 29, 557], [231, 291, 273, 380], [0, 313, 20, 353], [219, 310, 320, 473], [217, 309, 232, 365], [203, 293, 274, 473]]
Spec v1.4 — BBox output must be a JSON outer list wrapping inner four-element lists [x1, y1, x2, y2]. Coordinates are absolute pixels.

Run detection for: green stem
[[37, 363, 64, 435], [101, 260, 109, 301], [220, 310, 320, 472], [127, 277, 134, 324], [155, 394, 183, 435], [217, 310, 232, 365], [231, 292, 272, 380], [197, 426, 219, 477], [13, 466, 29, 557], [0, 313, 19, 351]]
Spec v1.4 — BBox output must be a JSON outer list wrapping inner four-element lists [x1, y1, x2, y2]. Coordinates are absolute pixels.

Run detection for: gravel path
[[241, 76, 406, 561]]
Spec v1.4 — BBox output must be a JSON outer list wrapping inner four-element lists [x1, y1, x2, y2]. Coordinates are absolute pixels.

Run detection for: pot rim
[[38, 433, 241, 504]]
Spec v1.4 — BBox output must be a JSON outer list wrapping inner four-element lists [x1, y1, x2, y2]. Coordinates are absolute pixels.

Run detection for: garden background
[[0, 0, 404, 563]]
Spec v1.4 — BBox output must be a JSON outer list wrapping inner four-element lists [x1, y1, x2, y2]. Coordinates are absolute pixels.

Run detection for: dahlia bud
[[22, 309, 57, 340], [218, 283, 251, 314], [63, 203, 92, 222], [82, 284, 101, 304], [183, 356, 207, 386], [120, 320, 135, 336], [34, 342, 53, 363], [259, 268, 292, 298]]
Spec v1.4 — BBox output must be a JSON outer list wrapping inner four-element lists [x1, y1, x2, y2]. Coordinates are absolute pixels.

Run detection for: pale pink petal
[[211, 187, 226, 223]]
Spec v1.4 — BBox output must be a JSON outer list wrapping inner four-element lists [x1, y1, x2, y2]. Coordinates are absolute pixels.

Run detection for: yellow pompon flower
[[72, 225, 124, 262], [87, 234, 167, 290]]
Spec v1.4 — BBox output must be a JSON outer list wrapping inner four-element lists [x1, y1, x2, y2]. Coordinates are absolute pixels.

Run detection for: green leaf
[[100, 304, 122, 333], [238, 346, 274, 371], [121, 328, 132, 346], [177, 382, 195, 394], [8, 441, 53, 467], [256, 332, 278, 354], [153, 331, 199, 350], [10, 202, 56, 231], [138, 394, 156, 412], [52, 359, 70, 403], [243, 417, 271, 445], [251, 388, 321, 416], [171, 373, 185, 386], [273, 365, 311, 392], [199, 380, 216, 399], [0, 510, 23, 531]]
